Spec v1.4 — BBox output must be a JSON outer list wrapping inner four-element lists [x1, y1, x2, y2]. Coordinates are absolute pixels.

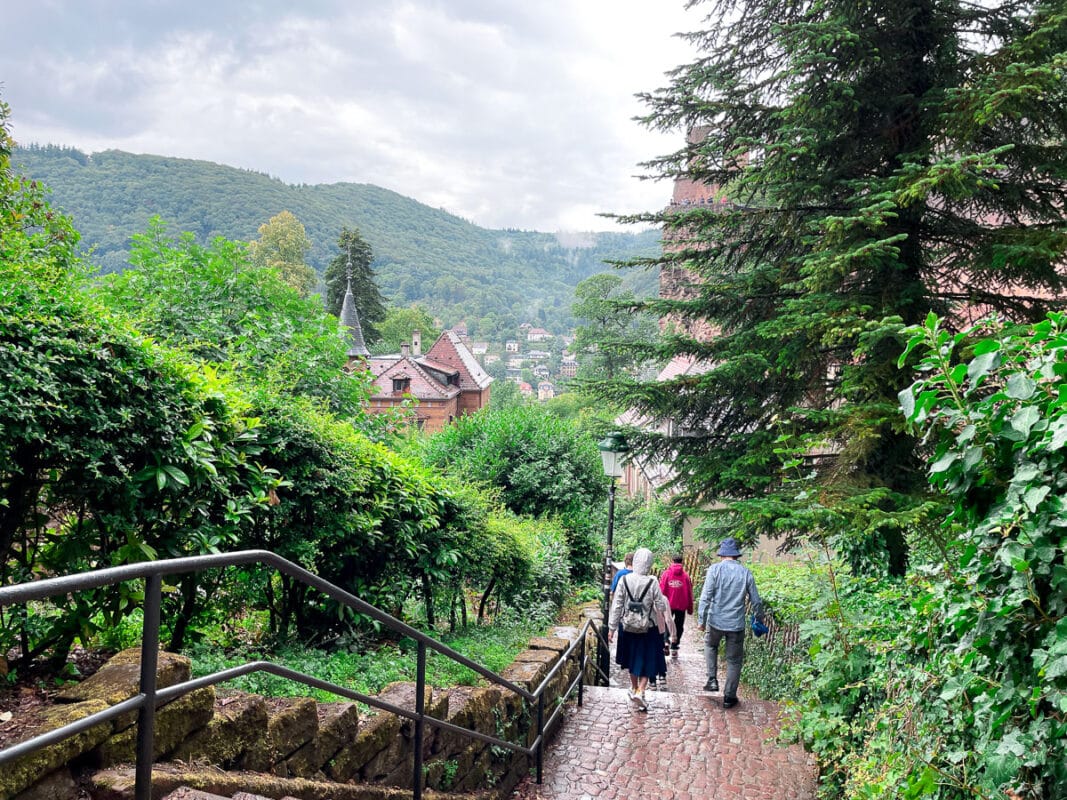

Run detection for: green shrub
[[186, 618, 546, 701]]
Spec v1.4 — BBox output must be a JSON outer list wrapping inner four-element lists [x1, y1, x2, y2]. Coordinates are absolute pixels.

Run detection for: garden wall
[[2, 615, 600, 800]]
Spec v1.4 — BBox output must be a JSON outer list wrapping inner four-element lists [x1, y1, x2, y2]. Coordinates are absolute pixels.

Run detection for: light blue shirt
[[697, 558, 762, 632]]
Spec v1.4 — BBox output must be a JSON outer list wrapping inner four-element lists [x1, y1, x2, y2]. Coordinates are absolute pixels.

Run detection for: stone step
[[159, 789, 302, 800], [93, 765, 496, 800]]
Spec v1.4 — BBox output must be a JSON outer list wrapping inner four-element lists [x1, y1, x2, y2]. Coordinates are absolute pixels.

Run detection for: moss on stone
[[168, 692, 268, 767], [55, 649, 191, 715], [323, 709, 400, 783], [0, 700, 111, 798], [281, 702, 359, 778], [93, 686, 215, 767]]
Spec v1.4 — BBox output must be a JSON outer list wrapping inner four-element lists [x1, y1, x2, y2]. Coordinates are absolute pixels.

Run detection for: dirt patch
[[0, 645, 114, 748]]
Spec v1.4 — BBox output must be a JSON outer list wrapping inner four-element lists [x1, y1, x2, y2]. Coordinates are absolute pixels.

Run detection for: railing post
[[412, 640, 426, 800], [135, 573, 162, 800], [535, 692, 545, 784], [577, 630, 585, 708]]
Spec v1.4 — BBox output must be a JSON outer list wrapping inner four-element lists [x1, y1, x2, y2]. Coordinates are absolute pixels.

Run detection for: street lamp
[[597, 431, 629, 685]]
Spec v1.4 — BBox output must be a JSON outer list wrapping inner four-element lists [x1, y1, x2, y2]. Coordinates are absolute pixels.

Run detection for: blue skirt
[[615, 627, 667, 679]]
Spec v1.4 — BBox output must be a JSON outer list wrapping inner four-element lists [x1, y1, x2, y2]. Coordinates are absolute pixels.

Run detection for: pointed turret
[[340, 250, 370, 358]]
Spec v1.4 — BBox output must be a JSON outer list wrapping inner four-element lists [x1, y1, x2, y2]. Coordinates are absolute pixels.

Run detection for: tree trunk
[[477, 578, 496, 622], [168, 574, 199, 651], [422, 574, 435, 627]]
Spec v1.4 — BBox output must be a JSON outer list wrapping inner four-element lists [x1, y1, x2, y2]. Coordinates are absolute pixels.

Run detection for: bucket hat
[[717, 537, 743, 557]]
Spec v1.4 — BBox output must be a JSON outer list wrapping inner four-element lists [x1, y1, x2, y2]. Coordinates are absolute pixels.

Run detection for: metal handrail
[[0, 550, 607, 800]]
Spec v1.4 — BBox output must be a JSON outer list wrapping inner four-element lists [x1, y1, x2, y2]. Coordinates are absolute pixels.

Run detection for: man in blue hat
[[697, 537, 764, 709]]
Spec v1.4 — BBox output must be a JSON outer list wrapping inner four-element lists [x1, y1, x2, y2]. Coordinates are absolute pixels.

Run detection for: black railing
[[0, 550, 608, 800]]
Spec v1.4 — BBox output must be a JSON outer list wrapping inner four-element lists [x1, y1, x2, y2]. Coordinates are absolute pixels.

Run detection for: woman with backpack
[[607, 547, 673, 711]]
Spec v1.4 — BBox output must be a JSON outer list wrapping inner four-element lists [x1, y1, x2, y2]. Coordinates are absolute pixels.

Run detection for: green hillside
[[13, 145, 661, 333]]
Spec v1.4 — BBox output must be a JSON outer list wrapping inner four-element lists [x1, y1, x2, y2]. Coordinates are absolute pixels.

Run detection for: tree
[[323, 226, 387, 344], [416, 405, 606, 580], [373, 304, 441, 355], [99, 218, 376, 424], [571, 273, 658, 383], [250, 210, 317, 297], [591, 0, 1067, 573]]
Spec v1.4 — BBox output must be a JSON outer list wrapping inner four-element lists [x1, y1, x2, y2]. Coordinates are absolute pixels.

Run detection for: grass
[[184, 617, 547, 702]]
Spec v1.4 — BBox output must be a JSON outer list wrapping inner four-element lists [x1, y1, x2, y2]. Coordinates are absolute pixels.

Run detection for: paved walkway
[[510, 618, 816, 800]]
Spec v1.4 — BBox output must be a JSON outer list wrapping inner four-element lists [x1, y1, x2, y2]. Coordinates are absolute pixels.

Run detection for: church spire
[[339, 246, 370, 358]]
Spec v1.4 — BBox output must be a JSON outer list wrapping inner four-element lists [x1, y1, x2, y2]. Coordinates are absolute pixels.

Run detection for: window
[[392, 378, 410, 393]]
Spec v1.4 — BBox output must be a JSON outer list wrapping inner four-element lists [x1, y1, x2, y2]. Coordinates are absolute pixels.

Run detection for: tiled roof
[[425, 330, 493, 390], [339, 285, 370, 358], [368, 356, 459, 400]]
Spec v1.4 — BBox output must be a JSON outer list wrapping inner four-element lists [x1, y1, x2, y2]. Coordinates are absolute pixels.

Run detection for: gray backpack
[[621, 576, 654, 633]]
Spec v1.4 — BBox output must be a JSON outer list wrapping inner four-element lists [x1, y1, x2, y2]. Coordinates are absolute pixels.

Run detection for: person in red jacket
[[659, 554, 694, 656]]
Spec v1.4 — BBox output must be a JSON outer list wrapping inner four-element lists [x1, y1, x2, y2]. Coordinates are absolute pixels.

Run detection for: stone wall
[[2, 618, 600, 800]]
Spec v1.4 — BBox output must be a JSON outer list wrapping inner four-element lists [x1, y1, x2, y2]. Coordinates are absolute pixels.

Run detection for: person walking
[[609, 552, 634, 596], [697, 537, 764, 709], [608, 548, 672, 711], [659, 553, 694, 657]]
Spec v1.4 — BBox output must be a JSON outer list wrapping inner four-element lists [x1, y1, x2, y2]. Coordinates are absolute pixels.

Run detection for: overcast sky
[[2, 1, 703, 232]]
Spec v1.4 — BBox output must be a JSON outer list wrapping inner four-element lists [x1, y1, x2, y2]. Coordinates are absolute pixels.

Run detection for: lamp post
[[597, 431, 629, 686]]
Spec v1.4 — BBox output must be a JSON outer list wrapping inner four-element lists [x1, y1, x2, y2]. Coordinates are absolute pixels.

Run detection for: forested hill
[[13, 145, 662, 331]]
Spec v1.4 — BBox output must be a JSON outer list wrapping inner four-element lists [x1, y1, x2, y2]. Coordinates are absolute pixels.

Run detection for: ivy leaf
[[899, 386, 916, 419], [997, 541, 1029, 571], [1011, 406, 1040, 437], [962, 447, 983, 471], [1046, 656, 1067, 680], [930, 452, 958, 474], [967, 351, 998, 382], [1005, 373, 1037, 400], [1024, 485, 1050, 513], [1048, 419, 1067, 450]]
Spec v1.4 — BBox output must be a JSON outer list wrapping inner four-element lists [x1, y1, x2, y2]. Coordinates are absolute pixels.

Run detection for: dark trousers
[[671, 609, 686, 646], [704, 627, 744, 699]]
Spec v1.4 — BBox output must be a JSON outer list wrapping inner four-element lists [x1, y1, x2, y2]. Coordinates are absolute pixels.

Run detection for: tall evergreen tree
[[324, 227, 387, 345], [594, 0, 1067, 572]]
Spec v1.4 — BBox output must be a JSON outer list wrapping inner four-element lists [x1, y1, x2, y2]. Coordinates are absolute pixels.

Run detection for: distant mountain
[[13, 145, 662, 333]]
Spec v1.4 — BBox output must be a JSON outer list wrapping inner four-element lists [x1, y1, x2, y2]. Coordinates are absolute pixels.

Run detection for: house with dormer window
[[350, 329, 492, 432]]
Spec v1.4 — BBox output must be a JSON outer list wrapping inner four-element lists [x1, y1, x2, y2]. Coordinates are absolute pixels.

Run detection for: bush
[[415, 405, 606, 581]]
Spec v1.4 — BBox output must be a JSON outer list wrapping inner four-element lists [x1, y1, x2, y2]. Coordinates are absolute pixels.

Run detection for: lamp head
[[597, 431, 630, 478]]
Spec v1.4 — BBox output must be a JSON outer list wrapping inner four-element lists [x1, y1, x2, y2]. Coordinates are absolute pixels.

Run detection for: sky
[[2, 1, 704, 233]]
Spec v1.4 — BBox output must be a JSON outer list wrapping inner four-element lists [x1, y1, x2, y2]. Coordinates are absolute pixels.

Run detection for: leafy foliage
[[185, 618, 548, 701], [892, 313, 1066, 797], [610, 497, 684, 560], [785, 314, 1067, 799], [250, 210, 316, 297], [571, 273, 658, 383], [415, 405, 606, 581], [373, 304, 441, 356], [96, 218, 376, 426]]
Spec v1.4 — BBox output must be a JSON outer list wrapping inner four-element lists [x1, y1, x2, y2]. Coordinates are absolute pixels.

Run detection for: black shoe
[[703, 678, 719, 692], [723, 696, 739, 709]]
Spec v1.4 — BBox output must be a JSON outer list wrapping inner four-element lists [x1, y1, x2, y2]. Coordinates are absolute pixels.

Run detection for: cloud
[[2, 0, 698, 231]]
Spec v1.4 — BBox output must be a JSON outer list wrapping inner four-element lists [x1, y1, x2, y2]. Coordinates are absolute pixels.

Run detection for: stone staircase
[[4, 621, 597, 800]]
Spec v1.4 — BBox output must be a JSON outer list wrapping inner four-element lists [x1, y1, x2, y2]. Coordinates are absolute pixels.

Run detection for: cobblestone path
[[510, 617, 816, 800]]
